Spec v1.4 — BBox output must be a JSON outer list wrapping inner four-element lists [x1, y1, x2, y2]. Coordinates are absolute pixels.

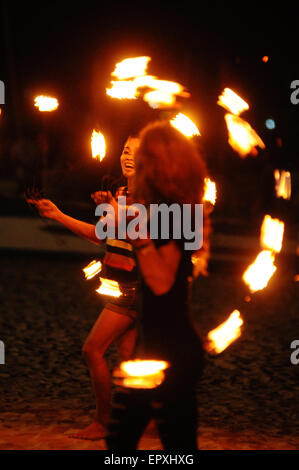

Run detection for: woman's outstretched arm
[[27, 199, 101, 245]]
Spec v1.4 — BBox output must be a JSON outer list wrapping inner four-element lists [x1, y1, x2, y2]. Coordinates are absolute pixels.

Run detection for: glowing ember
[[106, 80, 139, 99], [170, 113, 200, 138], [96, 278, 122, 297], [274, 169, 291, 200], [262, 56, 269, 63], [203, 177, 216, 205], [217, 88, 249, 115], [112, 56, 151, 80], [294, 274, 299, 282], [113, 359, 169, 389], [224, 114, 265, 157], [206, 310, 243, 354], [242, 250, 277, 293], [91, 130, 106, 161], [34, 95, 59, 112], [83, 260, 102, 280], [260, 215, 284, 253]]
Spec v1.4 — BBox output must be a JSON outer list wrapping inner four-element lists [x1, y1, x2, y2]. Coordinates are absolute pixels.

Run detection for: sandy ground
[[0, 247, 298, 450]]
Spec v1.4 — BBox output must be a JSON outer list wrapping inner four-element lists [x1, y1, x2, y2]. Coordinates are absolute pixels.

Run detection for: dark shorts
[[105, 282, 139, 320]]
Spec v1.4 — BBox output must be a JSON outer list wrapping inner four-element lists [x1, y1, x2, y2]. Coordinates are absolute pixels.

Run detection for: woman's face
[[120, 137, 140, 178]]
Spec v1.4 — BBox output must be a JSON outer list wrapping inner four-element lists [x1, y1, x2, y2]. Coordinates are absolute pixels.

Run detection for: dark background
[[0, 1, 298, 218]]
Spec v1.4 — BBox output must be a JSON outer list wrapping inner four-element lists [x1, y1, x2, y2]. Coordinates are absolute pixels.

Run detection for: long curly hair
[[134, 121, 211, 276]]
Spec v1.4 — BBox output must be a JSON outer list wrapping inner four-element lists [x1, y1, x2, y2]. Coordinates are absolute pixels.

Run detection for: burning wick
[[111, 56, 151, 80], [170, 113, 200, 138], [217, 88, 249, 116], [205, 310, 244, 355], [83, 260, 102, 280], [274, 170, 291, 200], [96, 278, 122, 298], [91, 130, 106, 161], [224, 114, 265, 158], [113, 359, 169, 389], [106, 56, 190, 109], [203, 178, 216, 205], [34, 95, 59, 112], [260, 215, 284, 253], [242, 250, 277, 293]]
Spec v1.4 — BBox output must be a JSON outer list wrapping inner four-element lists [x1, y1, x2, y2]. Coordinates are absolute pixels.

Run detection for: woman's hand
[[91, 190, 113, 205], [26, 198, 61, 220]]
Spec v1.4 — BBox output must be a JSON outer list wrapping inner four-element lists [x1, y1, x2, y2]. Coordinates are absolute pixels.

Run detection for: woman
[[27, 135, 140, 440], [107, 121, 209, 450]]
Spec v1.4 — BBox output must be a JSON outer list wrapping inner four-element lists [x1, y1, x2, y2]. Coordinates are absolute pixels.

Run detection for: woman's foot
[[68, 421, 107, 441]]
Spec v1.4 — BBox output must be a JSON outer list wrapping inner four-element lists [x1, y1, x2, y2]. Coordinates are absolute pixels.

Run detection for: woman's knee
[[82, 339, 105, 362]]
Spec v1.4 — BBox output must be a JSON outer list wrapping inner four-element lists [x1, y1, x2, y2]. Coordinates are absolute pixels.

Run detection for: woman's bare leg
[[71, 307, 135, 440]]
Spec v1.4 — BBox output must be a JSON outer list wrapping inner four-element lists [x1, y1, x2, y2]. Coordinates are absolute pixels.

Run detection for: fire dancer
[[27, 135, 140, 440], [107, 122, 209, 449]]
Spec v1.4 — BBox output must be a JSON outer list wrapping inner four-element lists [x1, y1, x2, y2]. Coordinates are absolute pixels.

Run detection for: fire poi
[[91, 129, 106, 162], [113, 360, 169, 389], [34, 95, 59, 112], [106, 56, 190, 109]]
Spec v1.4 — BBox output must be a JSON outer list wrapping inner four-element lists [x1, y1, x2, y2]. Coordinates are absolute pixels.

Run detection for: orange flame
[[206, 310, 243, 354], [224, 114, 265, 157], [242, 250, 277, 293], [106, 57, 189, 108], [106, 80, 139, 99], [96, 278, 122, 297], [203, 177, 216, 205], [260, 215, 284, 253], [91, 130, 106, 161], [170, 113, 200, 137], [112, 56, 151, 80], [83, 260, 102, 280], [113, 359, 169, 389], [217, 88, 249, 115], [34, 95, 59, 112], [274, 170, 291, 200]]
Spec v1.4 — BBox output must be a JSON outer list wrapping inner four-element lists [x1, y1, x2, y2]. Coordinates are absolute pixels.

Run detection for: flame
[[224, 114, 265, 157], [260, 215, 284, 253], [112, 56, 151, 80], [34, 95, 59, 112], [203, 177, 216, 205], [107, 57, 189, 108], [170, 113, 200, 138], [206, 310, 243, 354], [106, 80, 139, 99], [242, 250, 277, 293], [217, 88, 249, 115], [96, 278, 122, 297], [91, 130, 106, 161], [121, 360, 169, 376], [83, 260, 102, 280], [274, 169, 291, 200], [144, 90, 176, 109], [113, 359, 169, 389]]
